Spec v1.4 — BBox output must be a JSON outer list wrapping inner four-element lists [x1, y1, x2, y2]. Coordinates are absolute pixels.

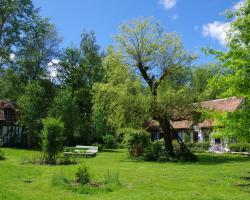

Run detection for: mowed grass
[[1, 148, 250, 200]]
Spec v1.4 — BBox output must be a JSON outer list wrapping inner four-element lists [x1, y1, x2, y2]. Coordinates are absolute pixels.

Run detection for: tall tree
[[18, 81, 46, 148], [191, 63, 230, 101], [116, 18, 196, 159], [0, 0, 37, 67], [92, 47, 150, 138], [205, 0, 250, 141], [16, 17, 61, 83], [0, 68, 23, 101], [49, 87, 80, 146], [55, 31, 103, 144]]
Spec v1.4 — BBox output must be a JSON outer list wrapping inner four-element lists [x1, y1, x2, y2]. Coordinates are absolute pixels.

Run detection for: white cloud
[[233, 0, 245, 10], [10, 53, 15, 61], [202, 21, 230, 46], [48, 59, 59, 78], [159, 0, 177, 10]]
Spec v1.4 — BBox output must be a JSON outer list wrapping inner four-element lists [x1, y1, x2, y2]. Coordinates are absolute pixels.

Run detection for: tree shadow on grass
[[180, 153, 250, 165], [122, 153, 250, 165]]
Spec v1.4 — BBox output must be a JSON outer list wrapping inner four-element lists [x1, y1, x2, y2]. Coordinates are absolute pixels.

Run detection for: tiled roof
[[172, 97, 243, 129], [197, 119, 213, 129], [199, 97, 243, 112], [0, 100, 18, 122], [171, 120, 193, 129]]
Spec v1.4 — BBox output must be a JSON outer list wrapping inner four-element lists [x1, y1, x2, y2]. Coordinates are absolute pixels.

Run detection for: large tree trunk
[[149, 80, 196, 161], [162, 119, 175, 159], [171, 124, 197, 161]]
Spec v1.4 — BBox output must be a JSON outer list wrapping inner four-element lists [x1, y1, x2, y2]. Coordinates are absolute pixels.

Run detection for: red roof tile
[[171, 120, 193, 129], [172, 97, 243, 129], [199, 97, 243, 112]]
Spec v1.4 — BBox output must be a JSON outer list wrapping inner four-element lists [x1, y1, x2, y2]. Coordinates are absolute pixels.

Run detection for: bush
[[0, 148, 5, 160], [57, 156, 77, 165], [125, 128, 150, 157], [75, 165, 91, 185], [42, 117, 64, 164], [186, 142, 210, 153], [228, 143, 250, 152], [103, 135, 118, 149], [144, 139, 166, 161]]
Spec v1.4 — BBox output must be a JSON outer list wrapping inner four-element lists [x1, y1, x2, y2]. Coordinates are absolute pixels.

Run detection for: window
[[4, 109, 13, 123]]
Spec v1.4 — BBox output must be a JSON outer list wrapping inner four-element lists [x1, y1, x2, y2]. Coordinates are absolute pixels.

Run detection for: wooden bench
[[63, 145, 98, 157]]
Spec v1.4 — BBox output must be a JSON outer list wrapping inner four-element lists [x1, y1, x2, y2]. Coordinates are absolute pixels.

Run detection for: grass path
[[1, 148, 250, 200]]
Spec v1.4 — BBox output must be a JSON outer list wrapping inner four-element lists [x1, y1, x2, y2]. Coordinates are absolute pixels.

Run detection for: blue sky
[[33, 0, 242, 64]]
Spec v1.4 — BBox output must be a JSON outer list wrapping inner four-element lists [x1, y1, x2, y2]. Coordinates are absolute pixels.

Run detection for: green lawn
[[1, 148, 250, 200]]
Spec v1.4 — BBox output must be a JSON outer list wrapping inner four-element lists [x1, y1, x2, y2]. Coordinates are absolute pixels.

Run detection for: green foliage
[[103, 135, 118, 149], [75, 165, 91, 185], [125, 128, 151, 157], [0, 69, 23, 101], [92, 47, 150, 136], [18, 81, 46, 147], [116, 17, 196, 81], [204, 1, 250, 141], [16, 17, 61, 82], [52, 167, 121, 194], [55, 31, 104, 145], [228, 143, 250, 153], [57, 156, 77, 165], [219, 104, 250, 141], [42, 117, 64, 164], [0, 148, 5, 160], [186, 142, 210, 153], [211, 131, 223, 139], [191, 63, 230, 101], [144, 140, 166, 161], [91, 143, 103, 151], [116, 17, 196, 159], [0, 0, 37, 66], [49, 88, 80, 146], [157, 78, 194, 120]]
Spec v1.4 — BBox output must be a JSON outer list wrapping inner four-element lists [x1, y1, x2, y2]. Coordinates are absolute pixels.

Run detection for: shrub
[[0, 148, 5, 160], [229, 143, 250, 152], [42, 117, 64, 164], [103, 135, 118, 149], [75, 165, 91, 185], [57, 156, 77, 165], [144, 139, 166, 161], [186, 142, 210, 153], [125, 128, 150, 157]]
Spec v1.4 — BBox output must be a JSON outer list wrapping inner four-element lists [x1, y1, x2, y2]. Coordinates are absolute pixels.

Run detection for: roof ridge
[[200, 96, 239, 104]]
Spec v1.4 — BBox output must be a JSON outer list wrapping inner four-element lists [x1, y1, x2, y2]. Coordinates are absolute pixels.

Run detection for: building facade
[[0, 100, 23, 146], [171, 97, 243, 152]]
